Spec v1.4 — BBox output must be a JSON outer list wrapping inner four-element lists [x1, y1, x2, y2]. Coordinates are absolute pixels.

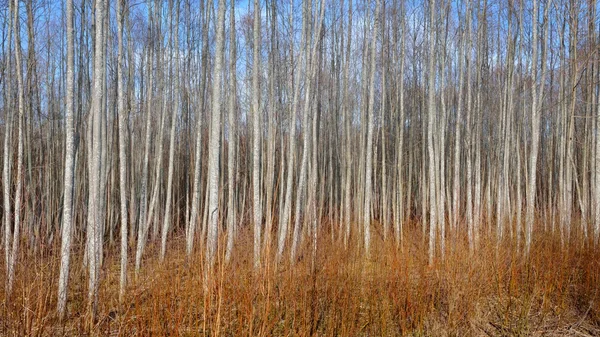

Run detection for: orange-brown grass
[[1, 220, 600, 336]]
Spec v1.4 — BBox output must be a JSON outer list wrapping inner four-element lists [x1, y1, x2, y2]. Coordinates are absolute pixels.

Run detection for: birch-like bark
[[7, 0, 25, 295], [57, 0, 76, 317], [595, 2, 600, 243], [147, 0, 168, 242], [276, 0, 306, 263], [136, 0, 155, 271], [363, 0, 381, 257], [380, 5, 389, 242], [2, 0, 13, 290], [465, 0, 474, 252], [427, 0, 437, 264], [395, 0, 406, 247], [116, 0, 130, 303], [186, 0, 210, 256], [263, 0, 277, 259], [452, 5, 465, 235], [87, 0, 106, 319], [226, 0, 238, 262], [161, 0, 181, 261], [525, 0, 540, 256], [252, 0, 263, 269], [342, 0, 353, 248], [206, 0, 226, 268], [290, 0, 324, 263]]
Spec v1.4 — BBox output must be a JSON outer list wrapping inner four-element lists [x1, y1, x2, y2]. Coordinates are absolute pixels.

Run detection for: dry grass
[[1, 221, 600, 336]]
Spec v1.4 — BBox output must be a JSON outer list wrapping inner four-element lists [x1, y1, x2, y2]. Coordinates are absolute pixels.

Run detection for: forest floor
[[1, 222, 600, 336]]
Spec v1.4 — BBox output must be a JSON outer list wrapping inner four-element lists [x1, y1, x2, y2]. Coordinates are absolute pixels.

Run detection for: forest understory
[[1, 219, 599, 337]]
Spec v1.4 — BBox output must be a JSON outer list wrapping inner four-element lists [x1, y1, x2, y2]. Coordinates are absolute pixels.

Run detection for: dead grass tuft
[[1, 221, 600, 336]]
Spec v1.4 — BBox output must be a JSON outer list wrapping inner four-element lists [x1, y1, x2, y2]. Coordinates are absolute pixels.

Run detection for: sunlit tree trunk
[[136, 0, 155, 272], [342, 0, 353, 248], [276, 0, 303, 264], [86, 0, 106, 319], [7, 0, 25, 296], [594, 0, 600, 244], [206, 0, 226, 268], [186, 0, 210, 256], [2, 0, 13, 278], [161, 0, 181, 261], [116, 0, 130, 303], [226, 0, 238, 263], [252, 0, 263, 269], [427, 0, 438, 264], [363, 0, 381, 257], [57, 0, 76, 318]]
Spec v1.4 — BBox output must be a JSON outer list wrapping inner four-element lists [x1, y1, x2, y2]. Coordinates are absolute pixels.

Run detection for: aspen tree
[[342, 0, 353, 248], [186, 0, 210, 256], [427, 0, 438, 263], [87, 0, 107, 319], [2, 0, 13, 274], [116, 0, 130, 303], [137, 0, 155, 272], [57, 0, 76, 317], [277, 0, 306, 263], [161, 0, 181, 261], [206, 0, 226, 267], [7, 0, 25, 295], [595, 0, 600, 244], [363, 0, 381, 257], [226, 0, 238, 262], [252, 0, 263, 269]]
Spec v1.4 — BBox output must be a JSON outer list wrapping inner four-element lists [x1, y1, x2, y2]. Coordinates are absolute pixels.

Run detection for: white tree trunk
[[7, 0, 25, 295], [57, 0, 76, 317], [363, 0, 380, 257], [116, 0, 129, 303], [137, 0, 155, 271], [186, 0, 210, 256], [252, 0, 263, 269], [161, 0, 180, 261], [86, 0, 106, 319], [226, 0, 238, 263], [427, 0, 437, 264], [2, 0, 13, 291], [276, 0, 303, 263], [525, 0, 539, 256], [206, 0, 226, 268]]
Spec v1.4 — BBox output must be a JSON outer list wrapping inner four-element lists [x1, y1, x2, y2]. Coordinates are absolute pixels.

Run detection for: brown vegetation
[[2, 221, 600, 336]]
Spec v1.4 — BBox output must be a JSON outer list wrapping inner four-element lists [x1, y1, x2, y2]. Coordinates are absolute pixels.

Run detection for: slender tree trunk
[[87, 0, 106, 319], [343, 0, 353, 248], [57, 0, 76, 318], [465, 0, 474, 252], [226, 0, 238, 262], [427, 0, 438, 264], [276, 0, 305, 263], [363, 0, 381, 257], [3, 0, 13, 292], [290, 0, 324, 263], [594, 0, 600, 243], [186, 0, 210, 256], [116, 0, 130, 303], [525, 0, 548, 255], [252, 0, 263, 269], [161, 0, 181, 261], [7, 0, 25, 296], [395, 0, 406, 247], [206, 0, 226, 268], [136, 0, 155, 272], [452, 5, 465, 236]]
